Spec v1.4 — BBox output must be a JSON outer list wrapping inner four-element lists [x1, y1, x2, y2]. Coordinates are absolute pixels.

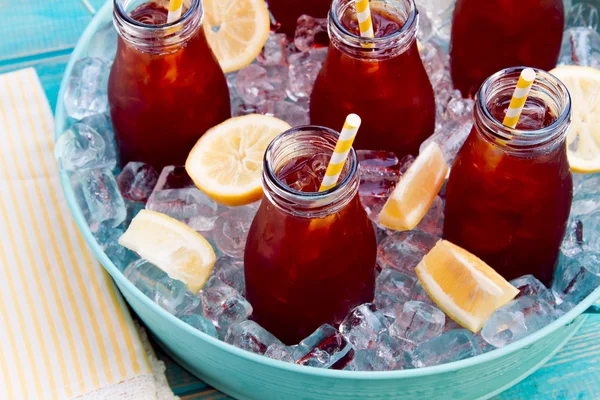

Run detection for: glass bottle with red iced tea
[[450, 0, 564, 97], [268, 0, 331, 36], [244, 126, 377, 345], [310, 0, 435, 159], [109, 0, 230, 171], [444, 67, 573, 286]]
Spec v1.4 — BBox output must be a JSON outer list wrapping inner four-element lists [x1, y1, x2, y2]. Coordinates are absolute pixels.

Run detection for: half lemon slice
[[416, 240, 519, 332], [119, 210, 216, 294]]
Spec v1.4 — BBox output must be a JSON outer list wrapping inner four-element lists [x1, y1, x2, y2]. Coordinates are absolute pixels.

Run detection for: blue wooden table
[[3, 1, 599, 398]]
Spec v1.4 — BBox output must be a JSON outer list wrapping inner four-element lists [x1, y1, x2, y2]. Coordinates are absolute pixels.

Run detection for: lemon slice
[[203, 0, 270, 73], [119, 210, 216, 294], [379, 142, 449, 231], [186, 114, 291, 206], [416, 240, 519, 332], [550, 66, 600, 173]]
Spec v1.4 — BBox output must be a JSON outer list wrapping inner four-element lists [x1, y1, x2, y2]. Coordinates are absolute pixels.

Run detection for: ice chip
[[412, 329, 481, 367], [264, 343, 294, 362], [416, 6, 435, 43], [510, 275, 555, 306], [212, 205, 258, 258], [258, 32, 289, 66], [352, 333, 412, 371], [64, 58, 109, 119], [225, 320, 283, 355], [155, 277, 201, 316], [260, 100, 310, 127], [80, 113, 118, 164], [558, 27, 600, 68], [410, 281, 435, 305], [124, 259, 166, 298], [211, 256, 246, 295], [294, 15, 328, 52], [55, 123, 115, 171], [179, 314, 218, 338], [419, 119, 474, 166], [235, 64, 289, 105], [419, 41, 447, 86], [377, 231, 438, 276], [552, 251, 600, 304], [116, 162, 159, 203], [288, 48, 327, 98], [566, 3, 599, 29], [339, 303, 390, 350], [481, 296, 555, 348], [415, 195, 444, 237], [293, 324, 354, 369], [374, 269, 416, 318], [389, 301, 445, 344], [73, 168, 127, 229], [357, 150, 401, 178], [200, 277, 253, 337], [562, 219, 585, 257], [445, 97, 474, 122], [88, 22, 118, 62], [94, 226, 138, 271]]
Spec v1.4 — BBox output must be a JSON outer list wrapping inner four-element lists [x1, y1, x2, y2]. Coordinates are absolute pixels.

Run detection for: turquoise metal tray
[[55, 2, 600, 398]]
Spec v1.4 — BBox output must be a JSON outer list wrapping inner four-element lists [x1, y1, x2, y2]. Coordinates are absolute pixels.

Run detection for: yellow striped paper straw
[[354, 0, 375, 39], [167, 0, 184, 23], [319, 114, 362, 192], [502, 68, 537, 128]]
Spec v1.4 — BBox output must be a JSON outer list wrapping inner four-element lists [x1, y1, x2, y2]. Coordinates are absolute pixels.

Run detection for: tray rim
[[53, 0, 600, 381]]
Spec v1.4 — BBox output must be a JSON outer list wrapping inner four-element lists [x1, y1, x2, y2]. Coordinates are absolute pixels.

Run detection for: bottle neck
[[328, 0, 418, 61], [474, 67, 572, 156], [113, 0, 202, 54], [262, 126, 359, 219]]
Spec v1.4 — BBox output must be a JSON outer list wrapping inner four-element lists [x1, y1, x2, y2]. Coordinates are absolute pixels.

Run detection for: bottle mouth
[[475, 66, 572, 152], [263, 126, 359, 217], [329, 0, 418, 56]]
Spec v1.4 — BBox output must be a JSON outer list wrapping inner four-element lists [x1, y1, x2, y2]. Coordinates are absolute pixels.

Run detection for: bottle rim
[[114, 0, 201, 30], [475, 66, 572, 152]]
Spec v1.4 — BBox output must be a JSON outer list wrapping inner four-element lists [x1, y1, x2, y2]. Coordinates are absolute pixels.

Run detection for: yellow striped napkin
[[0, 68, 176, 399]]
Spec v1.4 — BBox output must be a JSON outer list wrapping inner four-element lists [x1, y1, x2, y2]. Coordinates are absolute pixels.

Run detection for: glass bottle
[[109, 0, 231, 171], [310, 0, 436, 159], [444, 67, 573, 286], [244, 126, 377, 345]]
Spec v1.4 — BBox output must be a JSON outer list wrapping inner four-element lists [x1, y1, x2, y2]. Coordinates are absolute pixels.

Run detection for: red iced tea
[[108, 0, 230, 171], [444, 68, 573, 285], [450, 0, 564, 97], [310, 0, 435, 159], [268, 0, 331, 36], [244, 126, 377, 344]]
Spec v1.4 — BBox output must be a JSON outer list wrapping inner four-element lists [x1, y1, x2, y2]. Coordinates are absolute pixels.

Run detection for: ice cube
[[258, 32, 289, 66], [416, 6, 435, 43], [415, 0, 454, 42], [419, 42, 447, 86], [212, 205, 257, 258], [55, 123, 115, 171], [389, 301, 445, 344], [412, 329, 481, 367], [574, 173, 600, 200], [288, 48, 327, 98], [94, 226, 138, 271], [211, 256, 245, 295], [339, 303, 390, 350], [374, 269, 416, 318], [200, 277, 253, 337], [294, 15, 328, 52], [64, 58, 109, 120], [510, 275, 555, 306], [235, 64, 289, 106], [179, 314, 218, 338], [414, 195, 444, 237], [481, 296, 555, 348], [260, 100, 310, 127], [116, 162, 159, 203], [360, 195, 388, 225], [420, 120, 473, 166], [293, 324, 354, 369], [559, 27, 600, 68], [155, 277, 201, 316], [147, 166, 219, 224], [357, 150, 401, 177], [265, 343, 295, 362], [73, 168, 127, 230], [377, 231, 438, 276], [552, 251, 600, 304], [79, 113, 117, 164], [566, 3, 599, 29], [124, 259, 166, 298], [225, 320, 283, 355], [562, 219, 585, 257], [445, 97, 474, 122], [352, 333, 412, 371], [88, 22, 118, 62], [410, 281, 436, 305]]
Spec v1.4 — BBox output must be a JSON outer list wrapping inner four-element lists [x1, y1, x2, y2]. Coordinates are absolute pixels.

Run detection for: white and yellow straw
[[502, 68, 537, 129], [167, 0, 184, 23], [319, 114, 362, 192], [354, 0, 375, 39]]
